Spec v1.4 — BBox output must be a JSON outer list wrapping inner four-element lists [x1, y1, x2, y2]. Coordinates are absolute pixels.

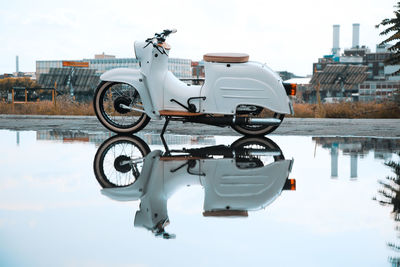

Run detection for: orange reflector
[[289, 179, 296, 190], [289, 84, 297, 96], [282, 178, 296, 191], [283, 83, 297, 96]]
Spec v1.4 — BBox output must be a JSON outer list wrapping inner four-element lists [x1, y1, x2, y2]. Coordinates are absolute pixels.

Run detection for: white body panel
[[102, 151, 293, 233], [102, 154, 292, 209], [201, 159, 292, 211], [163, 71, 202, 111], [100, 150, 161, 201], [200, 61, 291, 114]]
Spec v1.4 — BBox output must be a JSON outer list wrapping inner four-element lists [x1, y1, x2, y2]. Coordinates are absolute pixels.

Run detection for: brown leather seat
[[202, 210, 248, 217], [203, 53, 249, 63]]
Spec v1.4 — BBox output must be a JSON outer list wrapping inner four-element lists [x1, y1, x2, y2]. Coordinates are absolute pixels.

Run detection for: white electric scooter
[[93, 29, 296, 136], [93, 135, 295, 239]]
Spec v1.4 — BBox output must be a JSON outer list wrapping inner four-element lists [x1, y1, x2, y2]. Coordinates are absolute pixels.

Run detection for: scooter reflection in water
[[93, 135, 295, 239]]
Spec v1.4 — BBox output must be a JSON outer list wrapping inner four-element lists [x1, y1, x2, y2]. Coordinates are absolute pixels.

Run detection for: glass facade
[[359, 81, 400, 102], [36, 57, 192, 79], [167, 58, 192, 79], [86, 58, 140, 74], [36, 60, 63, 77]]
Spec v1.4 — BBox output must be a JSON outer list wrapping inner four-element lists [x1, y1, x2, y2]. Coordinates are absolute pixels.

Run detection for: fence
[[7, 87, 57, 106]]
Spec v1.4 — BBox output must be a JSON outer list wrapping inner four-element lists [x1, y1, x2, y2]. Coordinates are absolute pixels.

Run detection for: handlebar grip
[[163, 29, 177, 36]]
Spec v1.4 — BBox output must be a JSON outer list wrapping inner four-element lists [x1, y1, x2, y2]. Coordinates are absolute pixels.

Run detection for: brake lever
[[154, 44, 166, 55], [143, 37, 154, 48]]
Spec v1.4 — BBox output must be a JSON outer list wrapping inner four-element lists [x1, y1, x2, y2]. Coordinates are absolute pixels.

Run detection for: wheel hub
[[114, 155, 132, 173], [114, 97, 132, 114]]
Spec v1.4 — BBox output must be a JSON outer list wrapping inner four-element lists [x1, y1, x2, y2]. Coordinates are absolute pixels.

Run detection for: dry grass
[[0, 98, 399, 118], [293, 101, 400, 118], [0, 96, 94, 116]]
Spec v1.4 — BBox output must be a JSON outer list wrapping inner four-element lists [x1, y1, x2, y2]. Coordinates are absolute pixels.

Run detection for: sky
[[0, 0, 397, 76]]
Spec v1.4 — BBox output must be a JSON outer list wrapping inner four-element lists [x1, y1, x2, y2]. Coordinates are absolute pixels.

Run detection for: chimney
[[352, 23, 360, 48], [350, 154, 357, 178], [16, 55, 19, 73], [331, 144, 338, 178], [332, 25, 340, 57]]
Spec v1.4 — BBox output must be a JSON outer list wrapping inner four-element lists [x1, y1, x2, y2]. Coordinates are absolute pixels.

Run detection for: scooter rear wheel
[[232, 110, 285, 136], [231, 136, 284, 169], [93, 81, 150, 134]]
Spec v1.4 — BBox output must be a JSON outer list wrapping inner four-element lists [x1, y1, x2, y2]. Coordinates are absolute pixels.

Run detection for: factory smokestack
[[16, 55, 19, 73], [332, 25, 340, 57], [352, 23, 360, 48]]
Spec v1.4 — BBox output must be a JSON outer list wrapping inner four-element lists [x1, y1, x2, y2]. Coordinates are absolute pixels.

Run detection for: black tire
[[93, 135, 151, 188], [231, 136, 284, 168], [232, 108, 285, 136], [93, 81, 150, 134]]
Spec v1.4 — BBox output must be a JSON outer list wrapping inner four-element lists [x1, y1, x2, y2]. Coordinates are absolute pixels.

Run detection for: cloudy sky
[[0, 0, 396, 76]]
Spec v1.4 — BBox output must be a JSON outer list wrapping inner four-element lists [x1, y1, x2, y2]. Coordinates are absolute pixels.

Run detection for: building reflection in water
[[16, 131, 20, 146], [36, 130, 113, 145], [35, 130, 216, 147], [315, 137, 400, 265], [92, 135, 295, 239], [313, 137, 400, 179]]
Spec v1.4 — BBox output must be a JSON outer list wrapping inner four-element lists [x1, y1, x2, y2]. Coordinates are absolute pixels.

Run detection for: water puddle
[[0, 129, 399, 266]]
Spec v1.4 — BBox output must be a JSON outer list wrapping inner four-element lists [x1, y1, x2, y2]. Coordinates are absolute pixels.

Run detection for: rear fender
[[201, 62, 293, 115], [100, 68, 158, 119]]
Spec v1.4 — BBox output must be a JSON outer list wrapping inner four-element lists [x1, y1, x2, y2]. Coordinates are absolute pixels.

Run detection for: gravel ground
[[0, 115, 399, 137]]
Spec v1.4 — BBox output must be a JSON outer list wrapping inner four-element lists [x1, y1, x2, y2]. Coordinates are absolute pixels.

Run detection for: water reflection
[[35, 129, 216, 146], [93, 135, 295, 239], [3, 129, 400, 265], [36, 130, 113, 144], [375, 153, 400, 265], [313, 137, 400, 179]]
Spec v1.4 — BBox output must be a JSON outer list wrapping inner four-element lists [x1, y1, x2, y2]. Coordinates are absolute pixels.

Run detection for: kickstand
[[160, 117, 171, 155], [161, 116, 170, 136]]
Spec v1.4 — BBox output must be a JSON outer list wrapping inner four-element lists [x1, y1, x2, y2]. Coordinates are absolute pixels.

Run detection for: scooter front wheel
[[93, 135, 151, 188], [232, 111, 284, 136], [93, 81, 150, 134]]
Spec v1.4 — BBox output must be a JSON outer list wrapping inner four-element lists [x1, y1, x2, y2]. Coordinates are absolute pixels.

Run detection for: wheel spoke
[[96, 82, 149, 131], [100, 142, 144, 186]]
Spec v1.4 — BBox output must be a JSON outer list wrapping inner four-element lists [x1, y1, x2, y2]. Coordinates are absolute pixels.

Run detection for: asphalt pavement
[[0, 115, 399, 137]]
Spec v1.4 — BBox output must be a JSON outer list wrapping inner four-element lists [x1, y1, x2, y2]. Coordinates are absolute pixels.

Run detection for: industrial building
[[36, 56, 192, 100], [308, 23, 400, 103], [36, 56, 191, 78]]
